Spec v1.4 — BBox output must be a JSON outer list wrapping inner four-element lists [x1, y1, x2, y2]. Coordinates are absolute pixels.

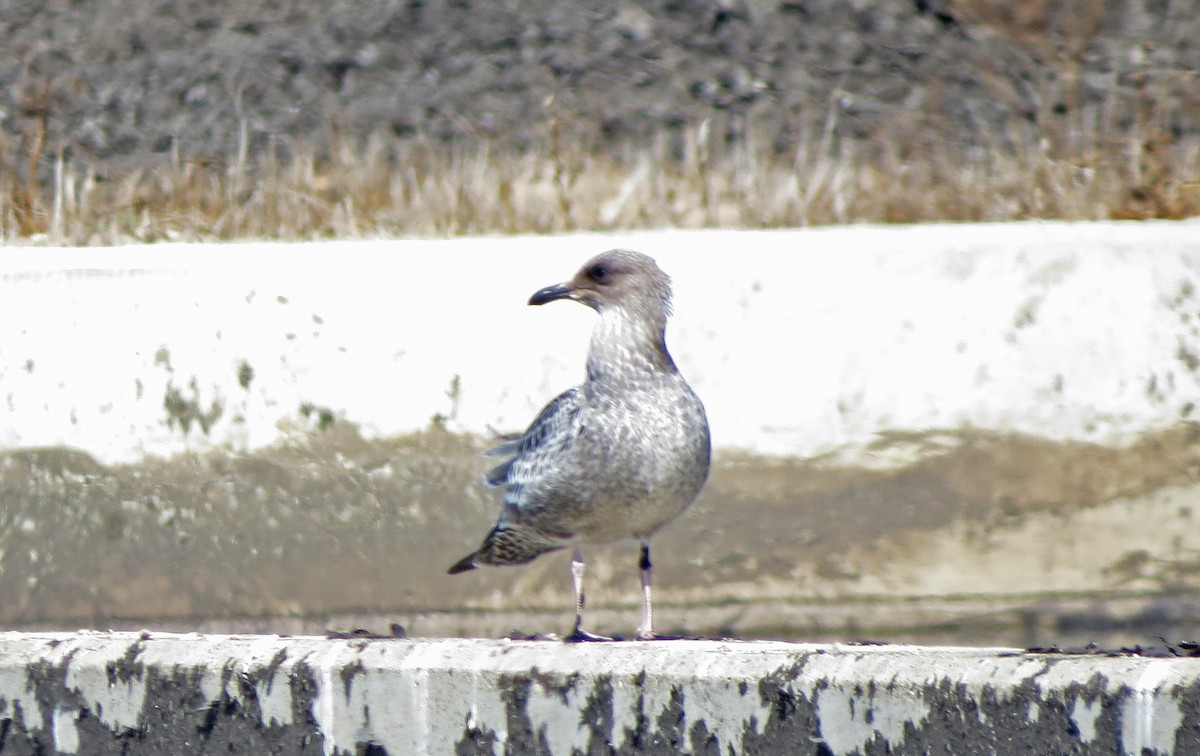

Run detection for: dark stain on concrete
[[1173, 678, 1200, 753], [110, 636, 147, 685], [3, 641, 1200, 754], [456, 713, 501, 756], [834, 670, 1125, 756], [618, 670, 650, 752], [145, 664, 324, 754], [687, 716, 720, 755], [16, 660, 68, 754], [650, 686, 689, 752], [580, 675, 615, 755], [497, 675, 544, 754], [340, 657, 365, 699], [748, 661, 821, 754], [529, 666, 579, 706]]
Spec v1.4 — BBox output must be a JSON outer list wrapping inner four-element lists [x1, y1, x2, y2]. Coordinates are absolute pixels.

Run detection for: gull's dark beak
[[529, 282, 574, 306]]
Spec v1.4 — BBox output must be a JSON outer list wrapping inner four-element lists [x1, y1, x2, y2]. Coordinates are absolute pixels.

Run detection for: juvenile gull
[[448, 250, 710, 640]]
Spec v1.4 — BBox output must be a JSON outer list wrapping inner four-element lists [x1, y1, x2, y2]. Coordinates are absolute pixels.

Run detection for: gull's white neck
[[586, 305, 676, 385]]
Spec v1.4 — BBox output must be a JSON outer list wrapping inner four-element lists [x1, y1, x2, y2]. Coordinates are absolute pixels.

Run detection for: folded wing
[[484, 387, 583, 512]]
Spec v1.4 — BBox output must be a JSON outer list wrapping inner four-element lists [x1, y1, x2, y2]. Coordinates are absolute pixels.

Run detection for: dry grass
[[2, 0, 1199, 244], [2, 112, 1197, 246]]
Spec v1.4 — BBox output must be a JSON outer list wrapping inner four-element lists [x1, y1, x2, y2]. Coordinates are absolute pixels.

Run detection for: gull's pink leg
[[565, 543, 612, 642]]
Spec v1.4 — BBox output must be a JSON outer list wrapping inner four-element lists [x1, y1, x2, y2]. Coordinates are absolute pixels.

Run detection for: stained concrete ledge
[[0, 632, 1197, 755]]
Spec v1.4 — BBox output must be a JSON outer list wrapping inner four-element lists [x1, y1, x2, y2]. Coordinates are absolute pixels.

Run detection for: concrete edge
[[0, 631, 1196, 754]]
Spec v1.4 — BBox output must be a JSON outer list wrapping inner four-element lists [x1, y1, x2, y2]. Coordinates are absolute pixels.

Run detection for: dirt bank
[[4, 422, 1198, 645], [3, 0, 1196, 174]]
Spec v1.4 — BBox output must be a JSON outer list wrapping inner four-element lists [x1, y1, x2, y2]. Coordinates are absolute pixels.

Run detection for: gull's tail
[[447, 523, 565, 574]]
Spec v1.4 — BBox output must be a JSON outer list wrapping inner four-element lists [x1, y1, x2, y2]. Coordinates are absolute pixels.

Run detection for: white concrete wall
[[0, 631, 1196, 754], [2, 220, 1199, 464]]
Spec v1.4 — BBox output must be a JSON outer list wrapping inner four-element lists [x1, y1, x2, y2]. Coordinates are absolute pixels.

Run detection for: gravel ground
[[2, 0, 1197, 175]]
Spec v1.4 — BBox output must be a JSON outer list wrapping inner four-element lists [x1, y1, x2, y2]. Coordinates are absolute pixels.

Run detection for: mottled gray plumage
[[448, 249, 710, 640]]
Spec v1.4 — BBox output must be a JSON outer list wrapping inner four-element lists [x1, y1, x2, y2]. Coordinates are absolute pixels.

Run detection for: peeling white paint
[[679, 654, 772, 748], [465, 666, 510, 747], [607, 643, 792, 751], [614, 667, 681, 753], [198, 662, 229, 708], [611, 668, 678, 750], [609, 676, 641, 750], [0, 664, 33, 734], [1121, 660, 1183, 755], [814, 684, 931, 755], [240, 636, 294, 727], [1005, 659, 1052, 692], [1071, 697, 1102, 744], [398, 641, 483, 755], [808, 649, 933, 756], [385, 643, 443, 756], [52, 706, 80, 753], [331, 650, 413, 755], [311, 640, 455, 756], [312, 643, 355, 756], [524, 675, 589, 754], [1, 633, 1199, 755], [405, 664, 433, 754], [60, 640, 147, 734]]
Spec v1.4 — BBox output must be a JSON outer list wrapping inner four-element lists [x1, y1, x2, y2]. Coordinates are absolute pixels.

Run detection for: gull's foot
[[564, 627, 615, 643]]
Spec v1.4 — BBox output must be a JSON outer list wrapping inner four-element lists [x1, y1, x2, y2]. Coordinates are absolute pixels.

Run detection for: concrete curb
[[0, 632, 1196, 754]]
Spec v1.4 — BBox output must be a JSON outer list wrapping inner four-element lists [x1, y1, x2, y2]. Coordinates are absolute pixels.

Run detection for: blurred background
[[1, 0, 1199, 648], [3, 0, 1198, 240]]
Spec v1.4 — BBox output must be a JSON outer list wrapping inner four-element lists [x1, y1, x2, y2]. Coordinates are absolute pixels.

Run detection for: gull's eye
[[589, 264, 610, 283]]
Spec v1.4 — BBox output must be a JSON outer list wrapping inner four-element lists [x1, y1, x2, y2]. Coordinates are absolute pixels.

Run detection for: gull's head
[[529, 249, 673, 320]]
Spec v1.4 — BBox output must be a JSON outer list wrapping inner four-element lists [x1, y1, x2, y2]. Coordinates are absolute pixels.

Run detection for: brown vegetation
[[2, 108, 1195, 245], [0, 0, 1197, 243]]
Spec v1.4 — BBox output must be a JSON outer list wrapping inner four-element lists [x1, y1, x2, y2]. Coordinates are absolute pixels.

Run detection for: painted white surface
[[1122, 660, 1186, 756], [0, 632, 1196, 755], [1, 220, 1197, 463]]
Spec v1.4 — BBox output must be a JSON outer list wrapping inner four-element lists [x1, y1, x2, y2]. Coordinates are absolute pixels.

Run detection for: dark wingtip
[[447, 554, 478, 575]]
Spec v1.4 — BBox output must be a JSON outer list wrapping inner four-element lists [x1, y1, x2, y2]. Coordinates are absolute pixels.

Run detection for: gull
[[448, 249, 710, 640]]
